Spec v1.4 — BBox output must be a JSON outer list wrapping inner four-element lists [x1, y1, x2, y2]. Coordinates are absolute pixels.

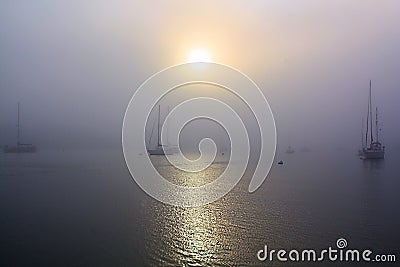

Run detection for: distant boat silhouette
[[3, 103, 36, 153], [360, 80, 384, 159], [278, 160, 284, 165], [147, 105, 172, 155]]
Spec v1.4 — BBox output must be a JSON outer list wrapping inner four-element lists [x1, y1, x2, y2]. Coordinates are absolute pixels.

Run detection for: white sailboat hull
[[361, 149, 384, 159], [3, 145, 37, 153], [147, 147, 173, 155], [147, 148, 165, 155]]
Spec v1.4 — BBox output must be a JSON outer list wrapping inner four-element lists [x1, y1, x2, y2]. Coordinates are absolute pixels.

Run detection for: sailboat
[[147, 105, 172, 155], [3, 103, 37, 153], [360, 80, 385, 159]]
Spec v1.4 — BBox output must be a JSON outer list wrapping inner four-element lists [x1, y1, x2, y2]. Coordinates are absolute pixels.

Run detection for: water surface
[[0, 149, 399, 266]]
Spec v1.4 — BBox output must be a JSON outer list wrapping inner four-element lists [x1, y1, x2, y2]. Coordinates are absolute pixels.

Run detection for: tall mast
[[166, 106, 170, 146], [17, 102, 20, 146], [369, 80, 373, 144], [365, 83, 370, 147], [157, 105, 161, 147], [375, 107, 379, 142]]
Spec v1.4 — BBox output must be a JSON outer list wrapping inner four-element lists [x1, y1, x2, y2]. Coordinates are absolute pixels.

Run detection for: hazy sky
[[1, 0, 399, 151]]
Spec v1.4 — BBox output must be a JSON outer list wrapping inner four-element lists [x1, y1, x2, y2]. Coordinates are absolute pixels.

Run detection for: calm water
[[0, 148, 399, 266]]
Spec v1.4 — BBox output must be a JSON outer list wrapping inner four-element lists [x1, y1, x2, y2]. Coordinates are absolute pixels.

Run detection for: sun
[[188, 49, 211, 63]]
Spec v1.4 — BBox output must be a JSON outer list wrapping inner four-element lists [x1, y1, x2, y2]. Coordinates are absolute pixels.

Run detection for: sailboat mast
[[365, 83, 370, 147], [369, 80, 373, 144], [166, 106, 170, 146], [17, 102, 20, 146], [157, 105, 161, 147], [376, 107, 379, 142]]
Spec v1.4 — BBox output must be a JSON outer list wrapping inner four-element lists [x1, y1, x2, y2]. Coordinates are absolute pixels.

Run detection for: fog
[[1, 0, 400, 153]]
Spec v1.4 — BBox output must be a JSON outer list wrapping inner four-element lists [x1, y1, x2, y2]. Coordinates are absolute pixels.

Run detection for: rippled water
[[0, 149, 399, 266]]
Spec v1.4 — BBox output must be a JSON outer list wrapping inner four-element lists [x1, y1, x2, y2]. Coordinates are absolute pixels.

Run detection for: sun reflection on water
[[141, 156, 285, 266], [142, 156, 259, 266]]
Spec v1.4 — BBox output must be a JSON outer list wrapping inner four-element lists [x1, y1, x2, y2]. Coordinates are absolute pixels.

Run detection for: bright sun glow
[[188, 49, 211, 63]]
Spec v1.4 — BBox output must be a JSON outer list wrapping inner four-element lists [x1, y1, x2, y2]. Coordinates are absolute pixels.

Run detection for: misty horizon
[[1, 1, 400, 152]]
